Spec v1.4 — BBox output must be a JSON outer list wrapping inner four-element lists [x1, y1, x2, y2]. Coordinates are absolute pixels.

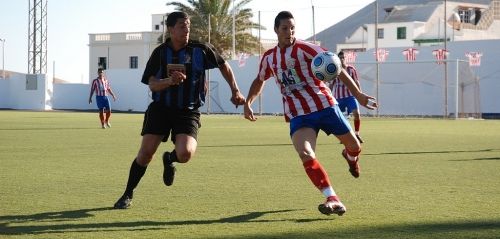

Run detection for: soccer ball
[[311, 51, 342, 82]]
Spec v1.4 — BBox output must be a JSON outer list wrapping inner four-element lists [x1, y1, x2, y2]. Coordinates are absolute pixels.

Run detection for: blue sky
[[0, 0, 372, 83]]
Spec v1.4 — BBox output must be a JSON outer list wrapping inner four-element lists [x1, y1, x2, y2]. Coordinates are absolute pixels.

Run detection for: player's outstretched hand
[[244, 103, 257, 121], [231, 90, 246, 108], [356, 93, 378, 110]]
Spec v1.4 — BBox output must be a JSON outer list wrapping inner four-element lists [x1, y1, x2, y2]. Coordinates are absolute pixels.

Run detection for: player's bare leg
[[163, 134, 197, 186]]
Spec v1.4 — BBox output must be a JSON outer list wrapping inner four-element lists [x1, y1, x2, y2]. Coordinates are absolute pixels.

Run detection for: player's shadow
[[199, 143, 292, 148], [0, 207, 112, 223], [449, 156, 500, 161], [364, 148, 499, 156], [0, 208, 331, 235], [0, 127, 95, 131]]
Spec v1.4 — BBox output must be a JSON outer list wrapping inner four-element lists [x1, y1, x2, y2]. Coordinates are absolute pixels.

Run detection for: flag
[[465, 52, 482, 67], [238, 53, 249, 67], [343, 51, 357, 63], [374, 48, 389, 62], [432, 49, 449, 64], [402, 48, 419, 62]]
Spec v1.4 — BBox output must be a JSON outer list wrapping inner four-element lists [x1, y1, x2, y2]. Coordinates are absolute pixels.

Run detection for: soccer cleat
[[106, 122, 111, 128], [355, 134, 364, 143], [101, 124, 106, 129], [318, 198, 346, 216], [162, 151, 176, 186], [113, 195, 132, 209], [342, 149, 360, 178]]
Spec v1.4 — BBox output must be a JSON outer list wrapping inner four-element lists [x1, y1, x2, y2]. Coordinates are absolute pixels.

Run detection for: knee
[[298, 151, 316, 162], [339, 132, 362, 155], [176, 150, 194, 163]]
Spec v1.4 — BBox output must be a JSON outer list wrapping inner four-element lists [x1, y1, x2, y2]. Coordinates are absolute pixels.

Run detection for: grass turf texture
[[0, 110, 499, 239]]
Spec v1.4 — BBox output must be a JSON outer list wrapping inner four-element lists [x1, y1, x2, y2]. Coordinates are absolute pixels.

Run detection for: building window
[[130, 56, 138, 69], [397, 27, 406, 40], [155, 24, 160, 30], [98, 57, 107, 70], [377, 28, 384, 39], [458, 9, 472, 23]]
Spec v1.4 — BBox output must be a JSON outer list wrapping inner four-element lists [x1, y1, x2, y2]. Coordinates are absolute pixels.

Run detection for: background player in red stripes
[[244, 11, 377, 216], [88, 68, 117, 129], [328, 51, 364, 143]]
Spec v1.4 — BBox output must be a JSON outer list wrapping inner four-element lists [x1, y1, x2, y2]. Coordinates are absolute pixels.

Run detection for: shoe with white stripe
[[318, 197, 346, 216]]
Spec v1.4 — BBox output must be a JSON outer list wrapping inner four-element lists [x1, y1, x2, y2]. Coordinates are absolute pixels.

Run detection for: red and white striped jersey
[[258, 39, 336, 121], [330, 65, 359, 99], [90, 77, 111, 96]]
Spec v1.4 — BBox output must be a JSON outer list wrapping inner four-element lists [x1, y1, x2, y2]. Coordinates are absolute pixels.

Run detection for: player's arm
[[338, 69, 377, 109], [107, 87, 117, 101], [218, 62, 245, 107], [244, 77, 265, 121], [351, 67, 361, 90], [147, 74, 184, 92], [142, 45, 183, 92], [88, 82, 95, 104]]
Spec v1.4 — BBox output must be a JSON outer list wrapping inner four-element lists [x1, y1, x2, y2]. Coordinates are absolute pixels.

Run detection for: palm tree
[[163, 0, 264, 59]]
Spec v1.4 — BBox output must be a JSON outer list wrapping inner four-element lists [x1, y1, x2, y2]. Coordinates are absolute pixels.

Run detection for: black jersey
[[142, 39, 225, 109]]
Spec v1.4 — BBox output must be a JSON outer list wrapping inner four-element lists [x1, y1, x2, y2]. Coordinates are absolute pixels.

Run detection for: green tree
[[163, 0, 265, 59]]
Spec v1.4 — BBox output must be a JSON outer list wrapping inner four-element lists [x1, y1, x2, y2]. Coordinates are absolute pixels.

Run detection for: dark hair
[[274, 11, 294, 29], [97, 68, 104, 72], [337, 51, 344, 58], [166, 11, 189, 27]]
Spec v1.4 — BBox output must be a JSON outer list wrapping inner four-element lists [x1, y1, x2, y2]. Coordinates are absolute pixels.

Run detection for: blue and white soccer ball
[[311, 51, 342, 82]]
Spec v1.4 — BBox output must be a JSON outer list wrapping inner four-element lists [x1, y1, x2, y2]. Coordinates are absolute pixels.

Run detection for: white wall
[[0, 80, 9, 108], [52, 68, 151, 112], [351, 39, 500, 116], [0, 73, 51, 110], [198, 56, 283, 114], [52, 83, 92, 110], [1, 40, 499, 117], [103, 69, 151, 112]]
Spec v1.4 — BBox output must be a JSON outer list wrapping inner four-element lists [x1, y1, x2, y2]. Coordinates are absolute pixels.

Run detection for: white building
[[88, 31, 161, 82], [314, 0, 500, 52]]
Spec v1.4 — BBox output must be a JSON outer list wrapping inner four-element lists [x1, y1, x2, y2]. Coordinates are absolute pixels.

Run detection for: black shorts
[[141, 102, 201, 143]]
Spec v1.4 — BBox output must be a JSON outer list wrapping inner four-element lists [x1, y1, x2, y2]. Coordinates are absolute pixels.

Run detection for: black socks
[[124, 158, 147, 198]]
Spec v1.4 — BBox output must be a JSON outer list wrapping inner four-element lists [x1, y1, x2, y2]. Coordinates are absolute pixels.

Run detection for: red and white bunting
[[465, 52, 482, 67], [238, 53, 250, 67], [343, 51, 357, 64], [374, 48, 389, 62], [432, 49, 449, 64], [402, 48, 419, 62]]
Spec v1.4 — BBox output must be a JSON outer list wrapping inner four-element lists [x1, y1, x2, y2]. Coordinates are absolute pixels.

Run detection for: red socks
[[303, 159, 331, 190]]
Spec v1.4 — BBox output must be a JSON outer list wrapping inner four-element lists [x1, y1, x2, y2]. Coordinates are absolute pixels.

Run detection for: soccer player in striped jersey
[[88, 68, 117, 129], [244, 11, 377, 216], [328, 51, 364, 143], [113, 11, 245, 209]]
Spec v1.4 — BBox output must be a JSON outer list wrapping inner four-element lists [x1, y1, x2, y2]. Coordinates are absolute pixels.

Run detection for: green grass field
[[0, 110, 499, 239]]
